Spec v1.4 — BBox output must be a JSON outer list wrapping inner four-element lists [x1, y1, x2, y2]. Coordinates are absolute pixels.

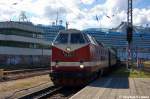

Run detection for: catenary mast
[[127, 0, 133, 69]]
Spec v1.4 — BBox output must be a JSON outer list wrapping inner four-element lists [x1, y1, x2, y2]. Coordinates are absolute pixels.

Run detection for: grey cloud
[[44, 6, 67, 19]]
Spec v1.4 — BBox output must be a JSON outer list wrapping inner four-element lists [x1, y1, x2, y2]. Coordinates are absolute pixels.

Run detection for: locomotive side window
[[91, 36, 98, 45], [87, 34, 96, 45], [83, 33, 90, 43], [55, 33, 68, 44], [70, 33, 85, 44]]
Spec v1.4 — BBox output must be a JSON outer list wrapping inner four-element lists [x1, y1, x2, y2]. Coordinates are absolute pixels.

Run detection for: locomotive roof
[[57, 29, 106, 47]]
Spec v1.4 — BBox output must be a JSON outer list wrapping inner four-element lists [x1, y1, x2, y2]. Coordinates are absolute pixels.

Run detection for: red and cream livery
[[50, 29, 117, 86]]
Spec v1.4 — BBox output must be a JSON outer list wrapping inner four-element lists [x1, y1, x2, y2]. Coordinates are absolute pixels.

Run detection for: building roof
[[0, 21, 43, 34]]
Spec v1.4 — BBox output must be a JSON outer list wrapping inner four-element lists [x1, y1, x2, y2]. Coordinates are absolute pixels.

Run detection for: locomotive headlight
[[80, 60, 84, 68], [66, 47, 71, 51], [80, 64, 84, 68]]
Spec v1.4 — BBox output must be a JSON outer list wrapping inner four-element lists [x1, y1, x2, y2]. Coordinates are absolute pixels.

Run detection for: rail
[[18, 86, 62, 99], [4, 68, 49, 75], [1, 68, 50, 81]]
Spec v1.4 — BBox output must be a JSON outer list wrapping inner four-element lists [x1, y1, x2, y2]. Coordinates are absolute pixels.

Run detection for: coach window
[[71, 33, 85, 44], [55, 33, 68, 44]]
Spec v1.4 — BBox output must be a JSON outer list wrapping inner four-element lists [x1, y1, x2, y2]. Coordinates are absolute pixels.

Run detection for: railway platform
[[70, 77, 150, 99]]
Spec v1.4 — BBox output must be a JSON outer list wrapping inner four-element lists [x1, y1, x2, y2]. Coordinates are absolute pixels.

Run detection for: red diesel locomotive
[[50, 29, 117, 86]]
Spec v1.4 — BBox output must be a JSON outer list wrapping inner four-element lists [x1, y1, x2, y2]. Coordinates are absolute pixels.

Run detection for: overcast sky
[[0, 0, 150, 30]]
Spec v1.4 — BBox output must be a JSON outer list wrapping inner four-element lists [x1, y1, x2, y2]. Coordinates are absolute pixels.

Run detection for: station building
[[83, 22, 150, 61], [0, 21, 51, 69], [37, 24, 65, 42]]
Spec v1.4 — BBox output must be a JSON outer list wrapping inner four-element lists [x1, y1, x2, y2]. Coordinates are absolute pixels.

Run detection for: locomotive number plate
[[63, 52, 75, 57]]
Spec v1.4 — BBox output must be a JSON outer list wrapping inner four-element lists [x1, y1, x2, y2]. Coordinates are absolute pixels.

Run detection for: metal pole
[[127, 0, 133, 70], [136, 46, 138, 68], [128, 42, 131, 69], [126, 46, 128, 69], [56, 10, 59, 26]]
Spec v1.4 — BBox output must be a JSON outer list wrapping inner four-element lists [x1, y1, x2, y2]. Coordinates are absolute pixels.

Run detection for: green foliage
[[112, 67, 150, 78]]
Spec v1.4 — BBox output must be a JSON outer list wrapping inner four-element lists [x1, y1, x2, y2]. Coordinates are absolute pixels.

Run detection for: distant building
[[37, 25, 65, 42], [0, 21, 51, 69], [83, 22, 150, 61]]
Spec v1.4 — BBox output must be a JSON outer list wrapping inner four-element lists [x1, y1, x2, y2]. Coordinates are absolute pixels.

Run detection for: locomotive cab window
[[70, 33, 85, 44], [55, 33, 68, 44]]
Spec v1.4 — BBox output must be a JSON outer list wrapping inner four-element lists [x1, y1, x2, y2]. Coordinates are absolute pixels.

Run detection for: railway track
[[14, 85, 83, 99], [1, 68, 50, 81], [19, 86, 62, 99], [48, 87, 82, 99], [4, 81, 83, 99], [17, 86, 82, 99], [4, 68, 49, 74]]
